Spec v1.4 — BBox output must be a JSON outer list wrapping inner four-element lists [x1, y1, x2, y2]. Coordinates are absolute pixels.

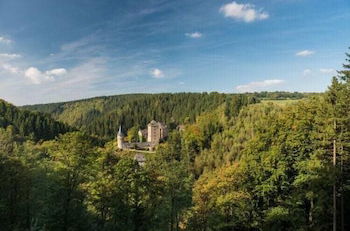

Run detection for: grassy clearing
[[260, 99, 302, 106]]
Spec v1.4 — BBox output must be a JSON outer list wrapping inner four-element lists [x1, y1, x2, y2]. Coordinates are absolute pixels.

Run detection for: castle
[[117, 120, 168, 150]]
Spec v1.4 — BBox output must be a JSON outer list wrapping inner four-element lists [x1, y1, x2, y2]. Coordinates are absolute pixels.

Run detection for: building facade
[[117, 120, 168, 151], [147, 120, 168, 144], [117, 126, 124, 149]]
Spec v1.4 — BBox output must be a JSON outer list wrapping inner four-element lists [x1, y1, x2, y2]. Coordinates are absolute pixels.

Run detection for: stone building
[[147, 120, 168, 144], [117, 126, 124, 149], [117, 120, 168, 151]]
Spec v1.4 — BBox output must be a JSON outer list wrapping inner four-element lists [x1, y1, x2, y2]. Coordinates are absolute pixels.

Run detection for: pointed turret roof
[[148, 120, 157, 125], [117, 125, 124, 137]]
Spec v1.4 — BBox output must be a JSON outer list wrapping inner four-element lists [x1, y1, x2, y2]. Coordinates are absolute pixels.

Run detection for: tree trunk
[[340, 143, 344, 231], [309, 198, 313, 226], [170, 196, 175, 231], [333, 120, 337, 231]]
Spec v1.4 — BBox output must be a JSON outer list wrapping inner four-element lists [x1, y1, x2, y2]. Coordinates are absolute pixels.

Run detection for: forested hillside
[[0, 99, 71, 140], [0, 51, 349, 230], [22, 93, 259, 139], [22, 92, 315, 140]]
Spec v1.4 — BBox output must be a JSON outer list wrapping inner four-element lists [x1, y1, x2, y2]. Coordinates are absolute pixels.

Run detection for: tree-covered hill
[[0, 99, 71, 141], [21, 92, 314, 140], [1, 49, 349, 230], [21, 93, 259, 140]]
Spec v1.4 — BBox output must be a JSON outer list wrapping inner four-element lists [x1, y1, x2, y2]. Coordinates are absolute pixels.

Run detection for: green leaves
[[1, 50, 350, 230], [0, 99, 71, 141]]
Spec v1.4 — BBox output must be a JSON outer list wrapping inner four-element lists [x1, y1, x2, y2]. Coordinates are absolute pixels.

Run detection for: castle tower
[[138, 129, 143, 143], [147, 120, 158, 143], [147, 120, 168, 144], [117, 126, 124, 149]]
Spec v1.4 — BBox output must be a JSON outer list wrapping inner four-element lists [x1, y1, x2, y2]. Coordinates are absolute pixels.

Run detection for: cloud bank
[[185, 32, 202, 38], [0, 53, 21, 59], [236, 79, 285, 92], [0, 36, 12, 44], [24, 67, 67, 84], [151, 68, 165, 78], [220, 1, 269, 23], [296, 50, 315, 57]]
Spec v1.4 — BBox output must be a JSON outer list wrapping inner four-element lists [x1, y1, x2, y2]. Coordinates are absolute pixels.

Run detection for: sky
[[0, 0, 349, 105]]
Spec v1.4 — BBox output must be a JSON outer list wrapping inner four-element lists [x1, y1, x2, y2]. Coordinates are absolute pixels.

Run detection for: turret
[[138, 129, 143, 143], [117, 126, 124, 149]]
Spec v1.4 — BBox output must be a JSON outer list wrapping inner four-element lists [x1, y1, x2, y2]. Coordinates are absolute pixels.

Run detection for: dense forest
[[0, 50, 349, 231], [0, 99, 71, 141], [21, 92, 314, 140]]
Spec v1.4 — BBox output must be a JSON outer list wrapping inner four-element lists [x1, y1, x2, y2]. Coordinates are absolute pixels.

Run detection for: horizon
[[17, 90, 321, 107], [0, 0, 349, 105]]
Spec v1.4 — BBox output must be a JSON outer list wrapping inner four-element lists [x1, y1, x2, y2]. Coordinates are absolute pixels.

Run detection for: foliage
[[0, 49, 349, 230], [22, 93, 258, 140], [0, 99, 71, 141]]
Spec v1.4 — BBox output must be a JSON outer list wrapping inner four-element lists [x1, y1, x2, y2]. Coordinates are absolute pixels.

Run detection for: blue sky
[[0, 0, 349, 105]]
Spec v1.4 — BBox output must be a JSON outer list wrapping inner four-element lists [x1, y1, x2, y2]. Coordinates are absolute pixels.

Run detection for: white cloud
[[303, 69, 312, 76], [24, 67, 67, 84], [296, 50, 315, 57], [236, 79, 285, 92], [185, 32, 202, 38], [0, 53, 21, 59], [25, 67, 53, 84], [219, 1, 269, 23], [1, 63, 20, 74], [150, 68, 165, 78], [40, 58, 108, 102], [0, 36, 12, 44], [320, 68, 336, 74], [46, 68, 67, 76]]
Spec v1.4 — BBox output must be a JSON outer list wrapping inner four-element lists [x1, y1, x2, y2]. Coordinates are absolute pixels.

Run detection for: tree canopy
[[0, 49, 349, 230]]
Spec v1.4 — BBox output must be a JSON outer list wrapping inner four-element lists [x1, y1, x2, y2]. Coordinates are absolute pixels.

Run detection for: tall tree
[[40, 132, 96, 230], [326, 48, 350, 231]]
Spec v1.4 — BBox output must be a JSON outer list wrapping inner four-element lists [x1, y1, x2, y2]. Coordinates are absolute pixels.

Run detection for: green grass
[[260, 99, 302, 106]]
